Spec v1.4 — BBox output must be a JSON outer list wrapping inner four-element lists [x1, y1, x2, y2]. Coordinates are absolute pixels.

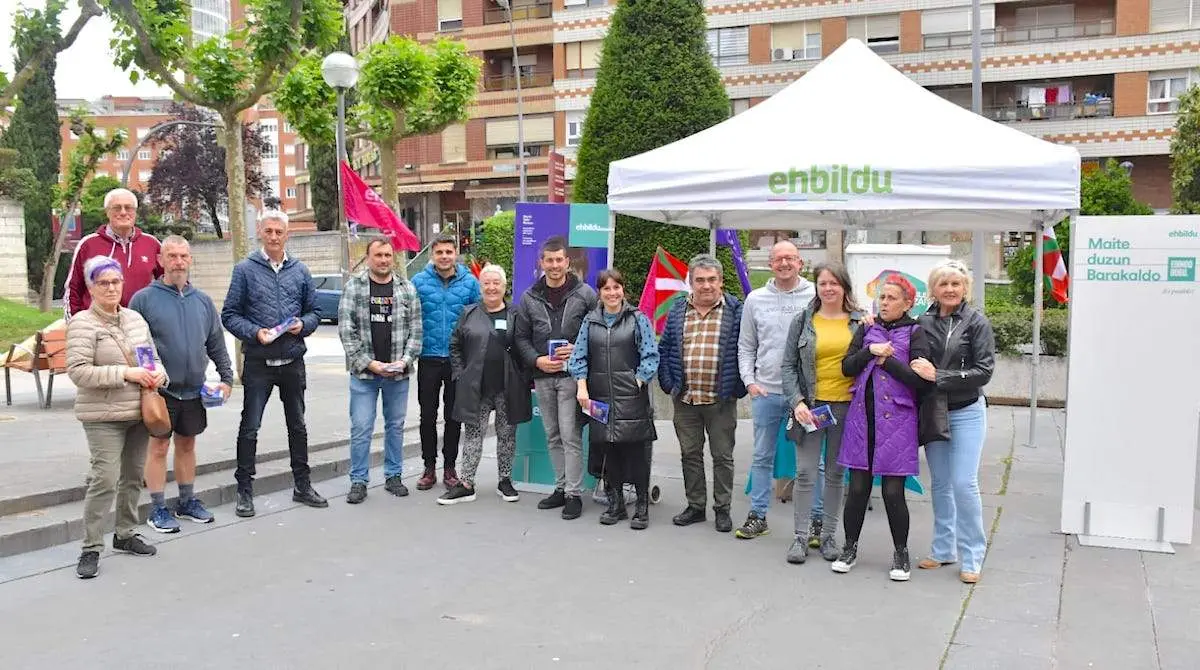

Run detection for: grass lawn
[[749, 269, 773, 290], [0, 298, 59, 354]]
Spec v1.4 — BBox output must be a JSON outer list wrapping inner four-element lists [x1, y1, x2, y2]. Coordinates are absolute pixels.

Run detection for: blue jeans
[[749, 394, 790, 516], [349, 375, 411, 484], [925, 397, 988, 572]]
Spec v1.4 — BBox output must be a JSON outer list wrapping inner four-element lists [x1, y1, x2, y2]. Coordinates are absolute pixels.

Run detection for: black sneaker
[[561, 495, 583, 520], [808, 518, 823, 548], [734, 512, 769, 539], [672, 506, 706, 526], [347, 482, 367, 504], [112, 534, 157, 556], [497, 478, 520, 502], [538, 488, 566, 510], [235, 490, 255, 518], [384, 476, 409, 497], [832, 542, 858, 574], [76, 551, 100, 579], [437, 483, 477, 505], [714, 509, 733, 533], [890, 547, 912, 582], [293, 485, 329, 508]]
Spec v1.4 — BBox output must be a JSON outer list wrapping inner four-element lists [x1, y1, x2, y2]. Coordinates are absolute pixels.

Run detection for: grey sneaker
[[820, 536, 840, 562], [786, 537, 809, 564], [734, 512, 769, 539]]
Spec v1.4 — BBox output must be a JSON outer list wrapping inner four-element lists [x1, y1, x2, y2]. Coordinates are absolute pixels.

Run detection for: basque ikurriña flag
[[1040, 225, 1069, 304], [637, 246, 691, 335]]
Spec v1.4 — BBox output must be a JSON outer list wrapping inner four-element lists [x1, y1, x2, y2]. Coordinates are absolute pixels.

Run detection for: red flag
[[469, 259, 482, 277], [339, 161, 421, 252], [637, 246, 690, 335]]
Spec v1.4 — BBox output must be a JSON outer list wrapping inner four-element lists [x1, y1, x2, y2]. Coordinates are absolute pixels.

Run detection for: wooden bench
[[3, 329, 68, 409]]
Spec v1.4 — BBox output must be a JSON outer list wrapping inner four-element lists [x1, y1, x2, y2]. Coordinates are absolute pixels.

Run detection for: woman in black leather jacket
[[910, 260, 995, 585]]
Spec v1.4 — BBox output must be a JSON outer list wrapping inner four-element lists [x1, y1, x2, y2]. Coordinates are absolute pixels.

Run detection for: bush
[[474, 210, 514, 280], [983, 305, 1068, 356], [1041, 309, 1069, 357]]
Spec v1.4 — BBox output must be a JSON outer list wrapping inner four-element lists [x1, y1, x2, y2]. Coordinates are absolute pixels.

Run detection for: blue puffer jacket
[[411, 263, 480, 358], [221, 252, 320, 361], [657, 293, 747, 402]]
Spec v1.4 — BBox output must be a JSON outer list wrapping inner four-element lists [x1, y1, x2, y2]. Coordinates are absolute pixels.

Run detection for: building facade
[[351, 0, 1193, 250]]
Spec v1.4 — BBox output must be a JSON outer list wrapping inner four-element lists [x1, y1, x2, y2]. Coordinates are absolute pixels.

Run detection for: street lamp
[[322, 51, 360, 278], [495, 0, 527, 202], [1120, 160, 1135, 177]]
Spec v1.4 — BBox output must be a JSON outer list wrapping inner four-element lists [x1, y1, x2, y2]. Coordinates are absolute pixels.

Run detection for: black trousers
[[418, 357, 460, 469], [235, 358, 309, 493], [842, 389, 909, 549], [602, 441, 651, 495]]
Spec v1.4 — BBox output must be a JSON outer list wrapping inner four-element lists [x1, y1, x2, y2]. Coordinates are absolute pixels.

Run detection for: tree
[[1171, 85, 1200, 213], [1006, 158, 1153, 306], [104, 0, 342, 261], [2, 2, 65, 293], [0, 0, 101, 113], [145, 104, 270, 239], [275, 36, 480, 269], [571, 0, 736, 300], [307, 139, 339, 231]]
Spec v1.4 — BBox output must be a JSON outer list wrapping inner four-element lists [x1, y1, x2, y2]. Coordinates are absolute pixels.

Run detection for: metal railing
[[922, 18, 1115, 50], [483, 2, 551, 24], [405, 239, 435, 277], [985, 99, 1114, 122], [482, 70, 553, 92]]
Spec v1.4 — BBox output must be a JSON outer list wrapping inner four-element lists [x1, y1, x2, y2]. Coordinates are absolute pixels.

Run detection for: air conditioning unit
[[792, 49, 806, 60], [772, 48, 793, 61]]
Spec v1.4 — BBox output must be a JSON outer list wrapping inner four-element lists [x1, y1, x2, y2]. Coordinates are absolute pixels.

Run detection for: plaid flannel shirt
[[338, 271, 423, 379]]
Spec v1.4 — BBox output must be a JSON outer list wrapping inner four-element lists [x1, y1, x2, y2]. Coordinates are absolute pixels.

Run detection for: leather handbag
[[104, 323, 172, 438]]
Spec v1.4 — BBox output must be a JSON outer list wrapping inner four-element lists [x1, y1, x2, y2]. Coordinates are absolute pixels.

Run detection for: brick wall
[[397, 133, 443, 166], [1125, 154, 1172, 209], [391, 0, 435, 35], [749, 24, 771, 64], [0, 198, 29, 303], [821, 17, 846, 58], [466, 119, 487, 161], [900, 11, 922, 54], [464, 0, 484, 28], [188, 232, 345, 310], [1115, 0, 1150, 35], [1114, 71, 1149, 117]]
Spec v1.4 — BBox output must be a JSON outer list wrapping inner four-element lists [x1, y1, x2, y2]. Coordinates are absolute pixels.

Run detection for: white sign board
[[843, 244, 951, 316], [1061, 216, 1200, 551]]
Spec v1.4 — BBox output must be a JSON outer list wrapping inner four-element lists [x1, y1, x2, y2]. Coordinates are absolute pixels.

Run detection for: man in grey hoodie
[[130, 236, 234, 533], [734, 240, 814, 540]]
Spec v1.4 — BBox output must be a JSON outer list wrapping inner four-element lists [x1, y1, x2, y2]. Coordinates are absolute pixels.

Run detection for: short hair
[[366, 237, 393, 254], [541, 236, 567, 257], [431, 233, 457, 249], [103, 188, 138, 209], [595, 268, 625, 290], [883, 274, 917, 303], [479, 263, 507, 284], [768, 240, 800, 261], [160, 235, 190, 252], [928, 259, 974, 303], [688, 253, 723, 277], [83, 255, 123, 287], [258, 209, 289, 228], [809, 261, 860, 313]]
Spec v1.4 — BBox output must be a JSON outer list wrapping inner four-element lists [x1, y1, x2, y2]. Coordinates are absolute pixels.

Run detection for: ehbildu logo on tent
[[767, 165, 893, 199]]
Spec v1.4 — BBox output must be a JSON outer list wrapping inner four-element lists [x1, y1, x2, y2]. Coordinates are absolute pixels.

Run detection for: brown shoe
[[918, 558, 955, 570], [960, 571, 981, 584], [443, 468, 461, 489], [416, 467, 437, 491]]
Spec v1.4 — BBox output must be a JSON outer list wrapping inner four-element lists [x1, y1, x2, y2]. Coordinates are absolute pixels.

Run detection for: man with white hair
[[222, 209, 327, 517], [64, 187, 162, 317]]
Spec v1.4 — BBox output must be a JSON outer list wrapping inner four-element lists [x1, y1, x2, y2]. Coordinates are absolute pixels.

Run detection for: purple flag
[[716, 228, 752, 296]]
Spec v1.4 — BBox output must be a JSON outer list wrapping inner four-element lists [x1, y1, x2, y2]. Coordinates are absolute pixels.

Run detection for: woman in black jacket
[[910, 260, 996, 584], [438, 265, 532, 505]]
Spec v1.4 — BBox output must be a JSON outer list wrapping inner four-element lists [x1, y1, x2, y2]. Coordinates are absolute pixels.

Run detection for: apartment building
[[348, 0, 1194, 245]]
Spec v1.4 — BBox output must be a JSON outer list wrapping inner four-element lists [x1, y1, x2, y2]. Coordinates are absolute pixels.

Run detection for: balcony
[[482, 70, 553, 91], [483, 1, 551, 25], [985, 99, 1114, 122], [932, 76, 1114, 123], [923, 18, 1115, 50]]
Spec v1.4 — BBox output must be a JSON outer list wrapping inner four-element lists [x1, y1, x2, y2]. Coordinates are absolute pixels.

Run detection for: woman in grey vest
[[568, 269, 659, 529]]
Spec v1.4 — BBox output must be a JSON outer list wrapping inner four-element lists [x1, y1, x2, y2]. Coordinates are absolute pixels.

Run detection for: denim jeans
[[349, 375, 411, 484], [925, 397, 988, 572], [235, 358, 309, 493], [749, 394, 790, 517]]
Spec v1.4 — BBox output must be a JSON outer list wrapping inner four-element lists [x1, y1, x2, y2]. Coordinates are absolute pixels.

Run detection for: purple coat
[[838, 324, 921, 476]]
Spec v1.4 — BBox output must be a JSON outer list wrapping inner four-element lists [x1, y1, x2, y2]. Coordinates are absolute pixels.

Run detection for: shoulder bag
[[103, 322, 172, 438]]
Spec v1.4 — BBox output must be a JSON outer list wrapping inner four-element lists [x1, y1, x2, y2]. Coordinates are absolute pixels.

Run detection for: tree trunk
[[221, 114, 248, 261], [39, 194, 84, 312], [378, 134, 408, 278], [206, 197, 224, 239]]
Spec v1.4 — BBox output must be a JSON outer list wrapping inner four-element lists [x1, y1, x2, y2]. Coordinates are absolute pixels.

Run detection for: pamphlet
[[584, 399, 610, 424], [134, 344, 156, 370], [263, 317, 300, 344], [548, 339, 569, 358], [200, 382, 226, 408], [797, 404, 837, 433], [382, 361, 406, 375]]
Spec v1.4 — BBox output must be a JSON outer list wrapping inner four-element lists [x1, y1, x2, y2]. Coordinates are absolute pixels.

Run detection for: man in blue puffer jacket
[[410, 233, 481, 491], [221, 210, 327, 518]]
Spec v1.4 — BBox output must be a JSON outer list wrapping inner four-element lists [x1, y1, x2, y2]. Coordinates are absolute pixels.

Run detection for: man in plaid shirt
[[338, 237, 424, 504]]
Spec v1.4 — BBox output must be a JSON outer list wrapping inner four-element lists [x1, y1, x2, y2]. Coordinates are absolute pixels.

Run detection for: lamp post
[[1120, 160, 1135, 177], [495, 0, 527, 202], [969, 0, 987, 307], [322, 51, 360, 279]]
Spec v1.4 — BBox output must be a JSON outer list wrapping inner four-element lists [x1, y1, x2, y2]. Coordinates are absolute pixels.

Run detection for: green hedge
[[986, 304, 1068, 356]]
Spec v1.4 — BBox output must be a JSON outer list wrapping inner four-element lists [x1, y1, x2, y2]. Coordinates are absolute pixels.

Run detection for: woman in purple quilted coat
[[832, 275, 933, 582]]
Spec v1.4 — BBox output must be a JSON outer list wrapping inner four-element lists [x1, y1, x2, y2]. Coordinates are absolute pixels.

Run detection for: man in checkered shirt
[[656, 254, 747, 533]]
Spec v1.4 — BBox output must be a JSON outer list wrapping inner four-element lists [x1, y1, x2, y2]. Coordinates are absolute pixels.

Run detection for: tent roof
[[605, 39, 1080, 231]]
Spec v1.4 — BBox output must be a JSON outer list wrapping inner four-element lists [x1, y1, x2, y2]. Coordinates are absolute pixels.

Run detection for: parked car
[[313, 274, 343, 323]]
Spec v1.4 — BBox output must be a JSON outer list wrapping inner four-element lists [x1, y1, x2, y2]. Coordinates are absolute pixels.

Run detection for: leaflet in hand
[[584, 400, 610, 424], [263, 317, 300, 344], [382, 361, 406, 375], [548, 339, 569, 358], [200, 382, 226, 408], [134, 344, 156, 370], [798, 404, 837, 433]]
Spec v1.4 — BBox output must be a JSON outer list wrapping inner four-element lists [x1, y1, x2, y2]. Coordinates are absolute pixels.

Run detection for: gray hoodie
[[737, 277, 816, 395], [129, 279, 234, 400]]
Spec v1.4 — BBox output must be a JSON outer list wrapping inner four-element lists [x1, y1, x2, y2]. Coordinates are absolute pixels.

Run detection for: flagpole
[[1029, 218, 1044, 448]]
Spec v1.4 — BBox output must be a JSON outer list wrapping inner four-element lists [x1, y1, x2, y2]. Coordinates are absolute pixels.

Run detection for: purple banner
[[716, 228, 752, 296], [513, 203, 610, 300]]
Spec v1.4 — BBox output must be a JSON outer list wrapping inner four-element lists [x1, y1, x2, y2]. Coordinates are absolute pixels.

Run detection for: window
[[437, 0, 462, 31], [136, 127, 149, 139], [707, 27, 749, 66], [442, 123, 466, 162], [138, 149, 151, 160], [138, 170, 152, 183], [770, 21, 821, 61], [731, 99, 751, 115], [565, 40, 602, 78], [566, 111, 584, 146], [286, 187, 296, 199], [284, 122, 293, 133], [117, 149, 130, 161], [847, 14, 900, 54], [487, 144, 550, 160], [1150, 0, 1198, 31], [921, 6, 996, 48], [259, 120, 278, 136], [1014, 4, 1074, 28], [1148, 70, 1197, 113], [284, 165, 296, 177], [262, 143, 279, 159], [486, 115, 554, 147], [284, 144, 295, 155]]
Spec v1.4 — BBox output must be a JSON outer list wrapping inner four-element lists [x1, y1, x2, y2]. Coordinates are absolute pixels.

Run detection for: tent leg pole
[[606, 210, 616, 266], [1029, 221, 1045, 448], [709, 222, 717, 256]]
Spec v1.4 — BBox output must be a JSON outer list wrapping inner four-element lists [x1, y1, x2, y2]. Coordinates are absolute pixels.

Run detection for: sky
[[1, 1, 171, 100]]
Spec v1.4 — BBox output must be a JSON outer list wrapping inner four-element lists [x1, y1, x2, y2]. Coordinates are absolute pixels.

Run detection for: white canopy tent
[[603, 39, 1082, 444]]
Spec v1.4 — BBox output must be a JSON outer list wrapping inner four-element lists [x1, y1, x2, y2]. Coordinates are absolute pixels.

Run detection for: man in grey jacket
[[734, 240, 815, 540], [130, 236, 234, 533]]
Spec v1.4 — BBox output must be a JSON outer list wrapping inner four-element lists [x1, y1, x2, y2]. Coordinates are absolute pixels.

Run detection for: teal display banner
[[567, 203, 612, 248]]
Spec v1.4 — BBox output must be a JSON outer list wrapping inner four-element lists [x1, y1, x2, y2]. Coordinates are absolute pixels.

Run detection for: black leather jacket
[[917, 302, 995, 410]]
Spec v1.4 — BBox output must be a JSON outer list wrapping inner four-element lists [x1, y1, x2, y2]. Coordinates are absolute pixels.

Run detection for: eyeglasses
[[107, 204, 136, 212], [93, 279, 123, 289], [770, 255, 800, 264]]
